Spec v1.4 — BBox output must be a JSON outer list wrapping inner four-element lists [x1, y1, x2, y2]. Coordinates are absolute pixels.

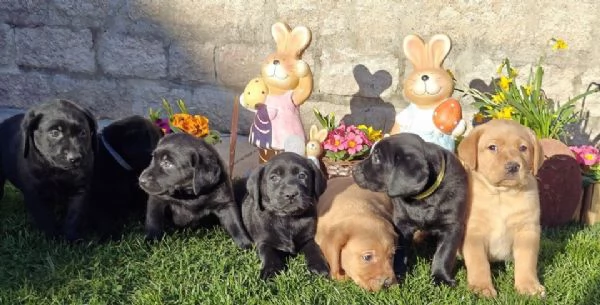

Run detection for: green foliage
[[313, 108, 337, 131]]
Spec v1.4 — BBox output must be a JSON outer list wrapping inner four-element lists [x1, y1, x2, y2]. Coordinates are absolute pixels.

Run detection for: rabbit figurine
[[239, 22, 314, 160], [305, 125, 328, 168], [389, 34, 466, 151]]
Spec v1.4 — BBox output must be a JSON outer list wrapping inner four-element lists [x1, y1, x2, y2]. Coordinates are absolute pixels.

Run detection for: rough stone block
[[191, 85, 254, 133], [98, 33, 167, 79], [15, 27, 95, 73], [319, 48, 399, 99], [0, 72, 53, 108], [52, 75, 124, 119], [0, 24, 14, 66], [215, 44, 270, 88], [168, 42, 215, 83], [121, 79, 192, 118], [48, 0, 111, 27], [0, 0, 48, 25]]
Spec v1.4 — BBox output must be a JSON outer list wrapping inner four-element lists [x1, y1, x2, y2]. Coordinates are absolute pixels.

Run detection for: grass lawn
[[0, 183, 599, 305]]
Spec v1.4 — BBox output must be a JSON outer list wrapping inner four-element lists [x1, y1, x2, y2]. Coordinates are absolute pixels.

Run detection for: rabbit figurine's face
[[403, 67, 454, 107], [402, 34, 454, 108], [260, 22, 312, 96], [261, 53, 309, 93]]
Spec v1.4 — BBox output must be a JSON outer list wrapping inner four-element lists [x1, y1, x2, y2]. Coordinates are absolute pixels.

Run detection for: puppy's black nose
[[273, 59, 280, 65], [505, 161, 520, 174], [284, 191, 299, 200], [421, 75, 429, 81], [66, 153, 81, 164]]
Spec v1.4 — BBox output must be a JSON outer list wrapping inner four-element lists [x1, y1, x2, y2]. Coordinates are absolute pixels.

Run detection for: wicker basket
[[322, 158, 361, 179]]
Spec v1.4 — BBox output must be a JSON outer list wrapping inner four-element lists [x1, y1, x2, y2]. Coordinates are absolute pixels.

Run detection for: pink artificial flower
[[323, 133, 346, 152], [570, 145, 600, 166], [345, 131, 365, 155]]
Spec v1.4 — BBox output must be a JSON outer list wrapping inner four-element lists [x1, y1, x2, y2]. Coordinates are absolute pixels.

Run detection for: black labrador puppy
[[241, 152, 329, 280], [138, 133, 252, 249], [87, 115, 163, 238], [352, 133, 467, 286], [0, 99, 97, 241]]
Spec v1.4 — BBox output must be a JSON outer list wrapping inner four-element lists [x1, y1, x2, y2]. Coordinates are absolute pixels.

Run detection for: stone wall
[[1, 0, 599, 143]]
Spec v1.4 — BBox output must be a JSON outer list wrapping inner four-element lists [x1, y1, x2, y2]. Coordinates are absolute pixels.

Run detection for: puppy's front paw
[[145, 230, 165, 242], [432, 274, 456, 287], [259, 264, 285, 280], [469, 282, 498, 298], [307, 258, 329, 277], [515, 280, 546, 297]]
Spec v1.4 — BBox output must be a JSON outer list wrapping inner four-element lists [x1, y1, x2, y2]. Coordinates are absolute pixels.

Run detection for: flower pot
[[536, 138, 583, 227], [322, 158, 361, 179], [580, 183, 600, 225]]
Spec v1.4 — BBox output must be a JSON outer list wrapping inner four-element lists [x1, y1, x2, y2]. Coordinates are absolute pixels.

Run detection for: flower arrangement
[[462, 38, 600, 141], [149, 98, 221, 145], [569, 145, 600, 187], [314, 109, 383, 162]]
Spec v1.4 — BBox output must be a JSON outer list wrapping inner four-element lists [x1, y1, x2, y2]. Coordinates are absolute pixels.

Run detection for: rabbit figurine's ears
[[403, 34, 451, 69], [272, 22, 312, 57], [309, 125, 328, 143]]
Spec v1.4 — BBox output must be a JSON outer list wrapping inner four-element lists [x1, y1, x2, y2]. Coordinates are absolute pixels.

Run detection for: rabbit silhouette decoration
[[389, 34, 466, 151], [239, 22, 313, 161]]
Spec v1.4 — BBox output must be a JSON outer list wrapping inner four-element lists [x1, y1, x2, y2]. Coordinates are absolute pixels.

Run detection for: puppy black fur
[[0, 99, 97, 241], [353, 133, 467, 286], [138, 133, 252, 249], [241, 152, 329, 280], [87, 115, 163, 238]]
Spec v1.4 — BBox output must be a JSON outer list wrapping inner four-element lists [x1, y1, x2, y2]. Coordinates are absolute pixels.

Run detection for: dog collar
[[412, 154, 445, 201], [100, 133, 133, 171]]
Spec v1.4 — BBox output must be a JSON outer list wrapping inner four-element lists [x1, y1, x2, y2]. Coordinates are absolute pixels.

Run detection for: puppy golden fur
[[457, 119, 545, 298], [315, 177, 397, 291]]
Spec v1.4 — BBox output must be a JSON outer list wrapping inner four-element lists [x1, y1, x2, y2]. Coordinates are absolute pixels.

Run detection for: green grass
[[0, 184, 599, 305]]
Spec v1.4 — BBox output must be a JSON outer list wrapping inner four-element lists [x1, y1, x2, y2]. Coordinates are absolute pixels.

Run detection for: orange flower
[[171, 113, 210, 138]]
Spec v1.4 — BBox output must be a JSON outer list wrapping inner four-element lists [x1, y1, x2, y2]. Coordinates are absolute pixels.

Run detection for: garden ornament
[[389, 34, 465, 151], [239, 21, 313, 163]]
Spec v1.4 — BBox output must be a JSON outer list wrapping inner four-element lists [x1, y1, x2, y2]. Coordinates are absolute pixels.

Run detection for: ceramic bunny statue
[[389, 34, 466, 151], [239, 22, 313, 162], [305, 125, 328, 169]]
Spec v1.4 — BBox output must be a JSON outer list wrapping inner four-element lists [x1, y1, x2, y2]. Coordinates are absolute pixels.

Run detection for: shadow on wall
[[340, 64, 396, 134], [464, 78, 597, 145]]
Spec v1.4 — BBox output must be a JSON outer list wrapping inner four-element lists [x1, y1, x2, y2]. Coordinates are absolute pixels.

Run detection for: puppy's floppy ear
[[21, 109, 43, 159], [526, 127, 544, 175], [457, 125, 483, 171], [191, 150, 222, 195], [319, 224, 350, 279], [246, 164, 266, 211], [309, 161, 327, 199]]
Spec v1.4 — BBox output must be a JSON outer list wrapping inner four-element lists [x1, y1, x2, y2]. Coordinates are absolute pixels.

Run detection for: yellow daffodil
[[491, 92, 506, 104], [551, 38, 568, 51], [498, 76, 513, 91], [522, 85, 532, 96], [493, 106, 514, 120], [509, 67, 518, 78], [357, 124, 383, 142]]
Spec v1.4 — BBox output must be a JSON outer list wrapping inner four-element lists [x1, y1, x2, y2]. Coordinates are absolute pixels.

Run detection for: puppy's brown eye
[[79, 130, 86, 137], [488, 144, 497, 152], [269, 174, 280, 182], [298, 172, 307, 180], [519, 144, 528, 152], [362, 254, 373, 262], [49, 129, 62, 138], [160, 158, 173, 169]]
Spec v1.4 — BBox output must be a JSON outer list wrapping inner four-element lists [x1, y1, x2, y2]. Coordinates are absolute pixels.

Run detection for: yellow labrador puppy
[[457, 119, 545, 298], [316, 177, 397, 291]]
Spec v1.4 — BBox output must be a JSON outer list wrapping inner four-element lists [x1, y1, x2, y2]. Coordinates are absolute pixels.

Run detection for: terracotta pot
[[536, 138, 583, 227]]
